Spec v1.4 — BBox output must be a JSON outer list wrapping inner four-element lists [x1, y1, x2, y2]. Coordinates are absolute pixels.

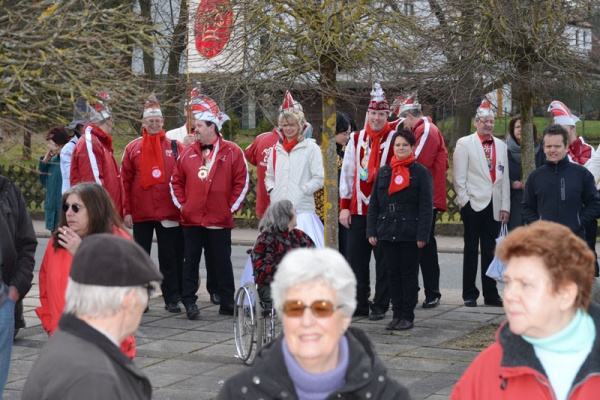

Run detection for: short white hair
[[64, 278, 143, 318], [271, 248, 357, 317]]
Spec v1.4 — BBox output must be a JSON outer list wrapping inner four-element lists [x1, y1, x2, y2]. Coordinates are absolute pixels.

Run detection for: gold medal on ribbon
[[198, 166, 208, 179]]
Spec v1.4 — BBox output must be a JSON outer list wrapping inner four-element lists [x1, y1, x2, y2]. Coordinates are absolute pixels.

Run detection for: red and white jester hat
[[191, 94, 230, 130], [476, 98, 495, 119], [89, 92, 112, 124], [142, 95, 162, 119], [392, 94, 421, 116], [368, 83, 390, 112], [280, 91, 303, 112], [548, 100, 580, 126]]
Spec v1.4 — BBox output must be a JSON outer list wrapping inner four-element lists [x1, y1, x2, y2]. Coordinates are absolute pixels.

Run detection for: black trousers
[[338, 222, 349, 260], [133, 221, 184, 304], [347, 215, 389, 313], [584, 220, 600, 277], [381, 241, 420, 322], [460, 202, 500, 301], [181, 226, 235, 308], [419, 209, 441, 300]]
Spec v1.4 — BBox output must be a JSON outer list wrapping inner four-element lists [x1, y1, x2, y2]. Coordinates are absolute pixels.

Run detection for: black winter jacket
[[0, 175, 37, 301], [366, 162, 433, 243], [218, 327, 411, 399], [522, 155, 600, 236]]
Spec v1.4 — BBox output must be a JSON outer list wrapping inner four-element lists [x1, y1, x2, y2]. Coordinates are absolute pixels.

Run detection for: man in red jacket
[[70, 92, 124, 216], [121, 96, 184, 313], [170, 94, 249, 319], [393, 94, 449, 309]]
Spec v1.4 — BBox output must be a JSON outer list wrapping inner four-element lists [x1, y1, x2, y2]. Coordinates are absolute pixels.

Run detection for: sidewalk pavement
[[5, 221, 495, 399], [31, 219, 467, 253]]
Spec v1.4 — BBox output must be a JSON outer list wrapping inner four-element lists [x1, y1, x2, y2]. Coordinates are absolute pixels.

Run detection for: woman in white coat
[[265, 107, 325, 247]]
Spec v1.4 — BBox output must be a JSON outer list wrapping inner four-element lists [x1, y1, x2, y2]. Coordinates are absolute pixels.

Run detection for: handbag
[[485, 223, 508, 282]]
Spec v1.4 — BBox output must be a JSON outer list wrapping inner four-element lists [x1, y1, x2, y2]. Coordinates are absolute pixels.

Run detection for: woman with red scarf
[[265, 107, 324, 248], [366, 129, 433, 331]]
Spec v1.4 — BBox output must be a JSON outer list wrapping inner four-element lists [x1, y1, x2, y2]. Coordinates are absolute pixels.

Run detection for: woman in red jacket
[[452, 221, 600, 399], [35, 182, 137, 358]]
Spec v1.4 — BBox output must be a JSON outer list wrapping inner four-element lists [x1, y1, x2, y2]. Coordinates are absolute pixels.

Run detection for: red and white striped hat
[[368, 83, 390, 112], [280, 91, 303, 112], [191, 94, 230, 130], [142, 95, 163, 119], [89, 92, 112, 124], [476, 99, 495, 119], [392, 94, 421, 116], [548, 100, 580, 126]]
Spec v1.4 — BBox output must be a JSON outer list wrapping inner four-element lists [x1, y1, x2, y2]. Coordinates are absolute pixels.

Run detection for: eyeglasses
[[62, 203, 83, 213], [145, 119, 163, 125], [144, 283, 155, 299], [282, 300, 343, 318]]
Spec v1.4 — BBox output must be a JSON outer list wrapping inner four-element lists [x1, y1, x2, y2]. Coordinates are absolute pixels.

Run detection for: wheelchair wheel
[[233, 283, 263, 365]]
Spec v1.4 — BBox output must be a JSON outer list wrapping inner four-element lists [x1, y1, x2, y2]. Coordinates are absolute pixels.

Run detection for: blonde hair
[[278, 108, 306, 140]]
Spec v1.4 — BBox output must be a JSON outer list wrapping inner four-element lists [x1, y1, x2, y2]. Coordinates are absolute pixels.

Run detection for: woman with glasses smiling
[[35, 182, 137, 358], [219, 248, 410, 399]]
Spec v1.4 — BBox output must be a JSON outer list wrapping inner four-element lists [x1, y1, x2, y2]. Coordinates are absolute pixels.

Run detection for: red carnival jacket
[[412, 117, 449, 211], [451, 303, 600, 400], [121, 135, 182, 222], [170, 137, 249, 228], [244, 128, 281, 218], [568, 136, 594, 166], [70, 123, 124, 216]]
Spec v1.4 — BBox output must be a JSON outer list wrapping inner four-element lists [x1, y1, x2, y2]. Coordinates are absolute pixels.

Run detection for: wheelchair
[[233, 281, 278, 365]]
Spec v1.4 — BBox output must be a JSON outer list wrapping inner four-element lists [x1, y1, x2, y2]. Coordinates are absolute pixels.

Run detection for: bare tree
[[0, 0, 159, 159]]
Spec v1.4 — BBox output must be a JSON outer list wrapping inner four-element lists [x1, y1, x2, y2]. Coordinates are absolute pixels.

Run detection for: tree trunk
[[163, 0, 188, 131], [320, 55, 339, 250], [139, 0, 156, 81], [517, 72, 536, 182], [22, 127, 31, 161]]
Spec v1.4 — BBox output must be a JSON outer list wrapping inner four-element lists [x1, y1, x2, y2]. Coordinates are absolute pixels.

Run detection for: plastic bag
[[486, 223, 508, 282]]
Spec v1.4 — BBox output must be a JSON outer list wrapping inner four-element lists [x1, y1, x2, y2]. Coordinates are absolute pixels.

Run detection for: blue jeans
[[0, 299, 15, 397]]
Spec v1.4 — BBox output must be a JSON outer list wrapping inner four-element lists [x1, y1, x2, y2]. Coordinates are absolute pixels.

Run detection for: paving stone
[[385, 356, 456, 373], [6, 359, 35, 375], [135, 325, 187, 339], [142, 359, 221, 376], [136, 339, 212, 355], [402, 346, 481, 362], [406, 373, 462, 399], [168, 329, 235, 344]]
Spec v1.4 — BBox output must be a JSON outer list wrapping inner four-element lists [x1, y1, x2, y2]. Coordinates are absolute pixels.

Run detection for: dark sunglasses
[[144, 284, 155, 299], [62, 203, 82, 213], [282, 300, 343, 318]]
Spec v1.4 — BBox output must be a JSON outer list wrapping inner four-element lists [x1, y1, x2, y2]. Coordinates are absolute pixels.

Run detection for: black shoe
[[353, 309, 369, 317], [484, 297, 503, 307], [464, 299, 477, 307], [369, 308, 386, 321], [219, 305, 234, 316], [210, 293, 220, 305], [185, 303, 200, 320], [394, 320, 414, 331], [164, 302, 181, 313], [422, 297, 441, 309], [386, 318, 401, 330]]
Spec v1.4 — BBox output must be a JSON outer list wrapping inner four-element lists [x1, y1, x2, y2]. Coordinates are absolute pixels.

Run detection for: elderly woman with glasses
[[452, 221, 600, 399], [35, 182, 137, 358], [219, 248, 411, 399]]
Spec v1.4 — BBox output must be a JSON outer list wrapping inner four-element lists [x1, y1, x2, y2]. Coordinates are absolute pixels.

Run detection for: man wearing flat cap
[[22, 234, 162, 400]]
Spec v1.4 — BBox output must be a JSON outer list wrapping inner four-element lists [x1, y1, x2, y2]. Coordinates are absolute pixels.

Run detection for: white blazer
[[452, 133, 510, 221]]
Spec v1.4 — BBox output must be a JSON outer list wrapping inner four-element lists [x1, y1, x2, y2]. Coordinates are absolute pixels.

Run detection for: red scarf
[[388, 153, 415, 195], [282, 137, 299, 153], [140, 129, 166, 190], [365, 121, 392, 183]]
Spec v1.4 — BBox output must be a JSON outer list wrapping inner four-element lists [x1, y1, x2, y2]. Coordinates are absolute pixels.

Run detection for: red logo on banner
[[194, 0, 234, 59]]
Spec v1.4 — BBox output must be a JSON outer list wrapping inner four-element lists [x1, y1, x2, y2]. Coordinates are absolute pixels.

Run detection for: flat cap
[[71, 234, 163, 286]]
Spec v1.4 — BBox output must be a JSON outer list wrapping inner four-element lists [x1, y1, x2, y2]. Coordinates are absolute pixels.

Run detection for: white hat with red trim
[[368, 83, 390, 112], [142, 94, 163, 119], [89, 92, 112, 124], [191, 94, 230, 130], [548, 100, 580, 126], [476, 98, 495, 119], [392, 94, 421, 116]]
